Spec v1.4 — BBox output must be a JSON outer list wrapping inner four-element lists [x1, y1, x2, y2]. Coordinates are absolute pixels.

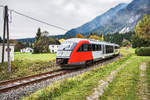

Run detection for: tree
[[135, 14, 150, 40], [122, 39, 131, 47], [131, 34, 150, 48], [49, 38, 56, 44], [90, 32, 98, 36], [104, 32, 134, 45], [89, 35, 99, 40], [104, 32, 123, 45], [42, 31, 49, 37], [33, 30, 50, 53], [35, 28, 42, 41], [49, 38, 60, 45], [75, 33, 84, 38], [98, 32, 104, 41], [14, 41, 25, 52]]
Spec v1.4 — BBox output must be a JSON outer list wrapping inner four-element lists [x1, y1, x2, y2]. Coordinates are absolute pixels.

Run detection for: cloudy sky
[[0, 0, 132, 39]]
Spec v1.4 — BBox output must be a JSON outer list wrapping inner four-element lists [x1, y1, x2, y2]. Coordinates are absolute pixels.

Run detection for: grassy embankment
[[99, 55, 150, 100], [0, 53, 57, 81], [23, 48, 135, 100], [146, 60, 150, 99]]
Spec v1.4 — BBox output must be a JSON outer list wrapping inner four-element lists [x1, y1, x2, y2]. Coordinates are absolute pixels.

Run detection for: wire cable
[[11, 10, 68, 31], [0, 5, 4, 8], [1, 5, 68, 31]]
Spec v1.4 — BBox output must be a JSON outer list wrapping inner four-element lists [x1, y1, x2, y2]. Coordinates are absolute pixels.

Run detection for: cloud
[[0, 0, 132, 39]]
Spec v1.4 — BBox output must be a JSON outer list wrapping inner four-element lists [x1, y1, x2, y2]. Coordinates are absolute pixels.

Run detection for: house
[[20, 47, 33, 53], [49, 39, 62, 53], [0, 43, 15, 63], [49, 45, 59, 53]]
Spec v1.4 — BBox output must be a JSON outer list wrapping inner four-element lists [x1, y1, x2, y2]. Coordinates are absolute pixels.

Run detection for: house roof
[[0, 43, 15, 46]]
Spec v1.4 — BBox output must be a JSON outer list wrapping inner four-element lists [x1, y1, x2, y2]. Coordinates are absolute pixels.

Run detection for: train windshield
[[58, 42, 77, 51]]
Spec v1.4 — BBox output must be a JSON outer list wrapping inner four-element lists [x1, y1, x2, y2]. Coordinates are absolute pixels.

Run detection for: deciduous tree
[[33, 28, 50, 53], [135, 14, 150, 40], [75, 33, 84, 38], [89, 35, 99, 40]]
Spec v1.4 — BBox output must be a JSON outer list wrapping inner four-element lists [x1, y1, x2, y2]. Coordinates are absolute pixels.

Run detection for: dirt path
[[86, 60, 132, 100], [138, 63, 148, 100]]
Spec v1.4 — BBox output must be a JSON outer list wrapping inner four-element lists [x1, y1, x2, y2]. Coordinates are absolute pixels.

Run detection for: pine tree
[[35, 28, 42, 41]]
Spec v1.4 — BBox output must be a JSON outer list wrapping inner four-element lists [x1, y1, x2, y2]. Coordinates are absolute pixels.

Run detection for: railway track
[[0, 55, 121, 96], [0, 69, 72, 93]]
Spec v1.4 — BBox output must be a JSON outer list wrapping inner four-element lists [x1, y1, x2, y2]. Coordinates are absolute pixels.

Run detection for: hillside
[[65, 0, 150, 37]]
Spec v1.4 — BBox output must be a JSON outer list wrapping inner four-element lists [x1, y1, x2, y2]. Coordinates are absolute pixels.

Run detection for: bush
[[135, 47, 150, 56]]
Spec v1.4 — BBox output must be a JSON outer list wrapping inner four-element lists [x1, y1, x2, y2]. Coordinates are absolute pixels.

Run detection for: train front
[[56, 40, 76, 67]]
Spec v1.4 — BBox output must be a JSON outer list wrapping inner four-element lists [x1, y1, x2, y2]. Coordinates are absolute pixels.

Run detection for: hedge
[[135, 47, 150, 56]]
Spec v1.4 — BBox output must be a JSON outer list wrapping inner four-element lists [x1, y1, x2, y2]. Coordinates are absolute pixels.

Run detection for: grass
[[23, 50, 132, 100], [99, 55, 150, 100], [0, 53, 57, 81], [15, 52, 56, 62], [120, 47, 135, 56], [146, 60, 150, 99]]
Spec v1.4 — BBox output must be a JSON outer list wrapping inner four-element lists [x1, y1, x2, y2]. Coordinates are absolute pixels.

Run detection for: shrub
[[135, 47, 150, 56]]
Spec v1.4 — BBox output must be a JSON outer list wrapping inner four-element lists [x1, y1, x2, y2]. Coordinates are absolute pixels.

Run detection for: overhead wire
[[1, 5, 68, 31], [11, 10, 68, 31], [0, 5, 4, 7], [0, 5, 73, 40]]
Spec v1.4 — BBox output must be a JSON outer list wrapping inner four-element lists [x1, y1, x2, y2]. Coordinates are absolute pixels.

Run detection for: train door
[[91, 44, 100, 60], [102, 44, 105, 58]]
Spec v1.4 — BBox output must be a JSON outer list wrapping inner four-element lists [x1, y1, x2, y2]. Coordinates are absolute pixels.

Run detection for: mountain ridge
[[65, 0, 150, 37]]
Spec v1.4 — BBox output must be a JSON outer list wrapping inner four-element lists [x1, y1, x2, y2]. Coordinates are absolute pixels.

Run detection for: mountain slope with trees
[[65, 0, 150, 37]]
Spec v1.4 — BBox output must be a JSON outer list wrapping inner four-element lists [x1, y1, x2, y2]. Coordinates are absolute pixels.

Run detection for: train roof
[[63, 38, 119, 46]]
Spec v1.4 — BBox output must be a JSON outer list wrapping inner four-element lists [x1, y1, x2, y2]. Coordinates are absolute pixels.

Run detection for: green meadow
[[0, 53, 57, 81]]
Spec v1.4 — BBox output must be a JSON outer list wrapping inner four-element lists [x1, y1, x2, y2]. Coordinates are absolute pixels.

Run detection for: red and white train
[[56, 38, 120, 69]]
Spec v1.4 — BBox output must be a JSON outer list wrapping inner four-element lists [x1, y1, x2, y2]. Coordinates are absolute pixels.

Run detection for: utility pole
[[6, 6, 11, 73], [2, 6, 11, 72], [2, 6, 6, 63]]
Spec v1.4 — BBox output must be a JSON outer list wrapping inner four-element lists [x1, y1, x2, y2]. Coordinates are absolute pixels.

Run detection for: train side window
[[77, 45, 83, 52], [106, 45, 113, 53], [88, 44, 92, 51], [77, 43, 88, 52], [94, 44, 97, 51], [95, 45, 98, 51], [92, 44, 95, 51], [98, 45, 101, 51], [83, 44, 88, 52], [115, 46, 119, 49]]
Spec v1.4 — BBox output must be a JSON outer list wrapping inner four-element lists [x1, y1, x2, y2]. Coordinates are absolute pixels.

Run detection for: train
[[56, 38, 120, 69]]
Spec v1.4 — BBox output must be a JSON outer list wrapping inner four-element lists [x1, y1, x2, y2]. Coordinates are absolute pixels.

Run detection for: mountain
[[16, 35, 65, 43], [65, 0, 150, 37]]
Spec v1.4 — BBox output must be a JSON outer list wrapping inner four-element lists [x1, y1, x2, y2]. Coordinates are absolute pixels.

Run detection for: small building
[[49, 45, 59, 53], [0, 43, 15, 63], [20, 47, 33, 53]]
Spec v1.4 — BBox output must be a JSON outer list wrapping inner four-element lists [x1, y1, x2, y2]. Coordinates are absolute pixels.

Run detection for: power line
[[11, 10, 68, 31], [1, 5, 68, 31], [0, 5, 4, 8]]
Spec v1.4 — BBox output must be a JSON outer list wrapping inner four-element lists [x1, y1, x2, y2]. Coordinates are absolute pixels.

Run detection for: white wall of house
[[49, 45, 59, 53], [20, 47, 33, 53], [0, 43, 15, 63]]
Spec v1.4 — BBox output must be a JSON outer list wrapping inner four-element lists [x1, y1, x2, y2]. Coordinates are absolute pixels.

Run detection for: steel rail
[[0, 69, 72, 93]]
